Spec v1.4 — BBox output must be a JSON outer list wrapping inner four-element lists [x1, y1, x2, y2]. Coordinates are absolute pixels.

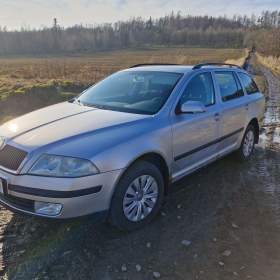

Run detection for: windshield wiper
[[75, 100, 107, 110], [88, 104, 107, 110]]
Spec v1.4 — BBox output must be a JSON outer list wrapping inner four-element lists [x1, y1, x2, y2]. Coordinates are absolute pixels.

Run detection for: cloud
[[0, 0, 279, 29]]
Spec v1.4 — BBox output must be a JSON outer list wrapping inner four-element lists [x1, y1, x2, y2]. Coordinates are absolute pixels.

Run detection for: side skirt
[[171, 143, 238, 183]]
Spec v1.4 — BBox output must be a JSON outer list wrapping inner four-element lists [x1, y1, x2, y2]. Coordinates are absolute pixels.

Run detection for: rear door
[[238, 72, 265, 123], [214, 71, 247, 153]]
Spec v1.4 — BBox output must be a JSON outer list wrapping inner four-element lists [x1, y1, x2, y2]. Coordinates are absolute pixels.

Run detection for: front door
[[171, 72, 220, 179]]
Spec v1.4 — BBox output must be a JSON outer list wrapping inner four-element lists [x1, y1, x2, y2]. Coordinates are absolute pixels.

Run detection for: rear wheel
[[109, 161, 164, 231], [236, 124, 256, 160]]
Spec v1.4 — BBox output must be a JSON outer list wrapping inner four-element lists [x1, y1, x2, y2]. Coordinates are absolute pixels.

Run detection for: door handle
[[245, 104, 249, 110], [214, 113, 220, 121]]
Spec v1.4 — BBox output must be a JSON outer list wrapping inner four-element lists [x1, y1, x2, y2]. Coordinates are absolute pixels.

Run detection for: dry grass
[[0, 47, 244, 98], [256, 53, 280, 76], [225, 49, 248, 67], [0, 47, 245, 123], [254, 74, 268, 97], [249, 55, 268, 97]]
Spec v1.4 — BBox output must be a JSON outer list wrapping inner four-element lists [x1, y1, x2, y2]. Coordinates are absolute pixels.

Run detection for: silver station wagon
[[0, 63, 265, 230]]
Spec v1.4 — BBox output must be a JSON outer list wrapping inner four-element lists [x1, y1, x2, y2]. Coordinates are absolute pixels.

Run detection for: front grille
[[0, 145, 27, 171]]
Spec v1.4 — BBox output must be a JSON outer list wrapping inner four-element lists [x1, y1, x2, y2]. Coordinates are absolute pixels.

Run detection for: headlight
[[28, 154, 99, 177]]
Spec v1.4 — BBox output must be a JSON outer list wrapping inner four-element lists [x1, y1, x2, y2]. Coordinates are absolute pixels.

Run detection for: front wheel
[[236, 125, 256, 160], [109, 161, 165, 231]]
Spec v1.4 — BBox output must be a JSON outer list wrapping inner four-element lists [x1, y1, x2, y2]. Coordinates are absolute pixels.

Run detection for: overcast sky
[[0, 0, 279, 30]]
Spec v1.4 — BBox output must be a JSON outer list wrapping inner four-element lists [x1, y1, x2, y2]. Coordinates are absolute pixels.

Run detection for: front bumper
[[0, 168, 123, 218]]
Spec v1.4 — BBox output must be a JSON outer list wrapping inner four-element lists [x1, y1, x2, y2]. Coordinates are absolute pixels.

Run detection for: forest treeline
[[0, 10, 279, 56]]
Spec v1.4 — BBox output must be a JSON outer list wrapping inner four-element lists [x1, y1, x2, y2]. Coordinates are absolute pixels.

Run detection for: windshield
[[77, 71, 182, 115]]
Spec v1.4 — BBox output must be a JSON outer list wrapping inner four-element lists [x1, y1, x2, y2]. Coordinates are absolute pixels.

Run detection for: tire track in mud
[[257, 65, 280, 148], [249, 61, 280, 231]]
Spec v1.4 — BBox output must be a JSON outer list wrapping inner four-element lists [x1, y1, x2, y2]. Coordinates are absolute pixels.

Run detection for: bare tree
[[0, 11, 279, 57]]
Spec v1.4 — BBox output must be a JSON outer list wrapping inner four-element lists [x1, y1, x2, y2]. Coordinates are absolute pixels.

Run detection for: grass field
[[256, 53, 280, 76], [0, 48, 245, 97], [0, 47, 245, 122]]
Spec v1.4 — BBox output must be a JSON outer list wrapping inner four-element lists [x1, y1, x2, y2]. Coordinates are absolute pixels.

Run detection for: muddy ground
[[1, 61, 280, 280]]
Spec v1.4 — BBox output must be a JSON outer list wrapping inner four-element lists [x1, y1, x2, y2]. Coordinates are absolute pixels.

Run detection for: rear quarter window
[[238, 72, 259, 95]]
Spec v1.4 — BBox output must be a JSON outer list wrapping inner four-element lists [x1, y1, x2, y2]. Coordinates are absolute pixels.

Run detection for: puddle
[[273, 127, 280, 144]]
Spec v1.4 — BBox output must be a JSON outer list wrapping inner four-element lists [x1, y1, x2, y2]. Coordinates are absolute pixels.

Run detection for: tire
[[236, 124, 256, 161], [109, 161, 165, 231]]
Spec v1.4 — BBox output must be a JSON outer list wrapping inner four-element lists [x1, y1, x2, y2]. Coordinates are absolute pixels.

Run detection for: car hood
[[0, 102, 150, 150]]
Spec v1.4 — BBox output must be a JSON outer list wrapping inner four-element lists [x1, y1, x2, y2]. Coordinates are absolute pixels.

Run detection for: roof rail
[[130, 63, 179, 68], [192, 62, 242, 70]]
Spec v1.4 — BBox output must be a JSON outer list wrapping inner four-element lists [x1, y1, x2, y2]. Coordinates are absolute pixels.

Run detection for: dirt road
[[1, 63, 280, 280]]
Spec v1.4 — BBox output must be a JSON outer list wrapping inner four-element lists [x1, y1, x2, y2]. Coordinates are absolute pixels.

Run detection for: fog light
[[34, 201, 62, 216]]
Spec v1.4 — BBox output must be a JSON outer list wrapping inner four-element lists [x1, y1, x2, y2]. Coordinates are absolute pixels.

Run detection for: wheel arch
[[114, 152, 171, 197]]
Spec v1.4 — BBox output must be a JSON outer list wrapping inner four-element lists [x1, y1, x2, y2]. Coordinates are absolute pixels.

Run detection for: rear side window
[[215, 72, 244, 102], [180, 72, 215, 106], [238, 72, 259, 95]]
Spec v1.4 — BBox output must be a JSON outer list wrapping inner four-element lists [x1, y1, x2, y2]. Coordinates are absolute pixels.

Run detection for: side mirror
[[179, 101, 206, 114]]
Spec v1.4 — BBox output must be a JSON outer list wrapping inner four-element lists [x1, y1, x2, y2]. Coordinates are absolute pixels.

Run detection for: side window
[[180, 72, 215, 106], [215, 72, 244, 102], [238, 72, 259, 95]]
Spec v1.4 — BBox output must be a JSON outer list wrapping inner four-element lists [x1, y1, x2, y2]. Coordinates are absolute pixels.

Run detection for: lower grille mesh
[[0, 145, 27, 171], [0, 193, 35, 212]]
